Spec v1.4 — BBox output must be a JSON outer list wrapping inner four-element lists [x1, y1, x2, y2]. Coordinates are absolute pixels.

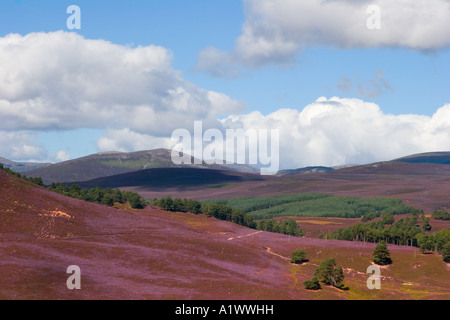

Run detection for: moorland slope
[[1, 170, 449, 299]]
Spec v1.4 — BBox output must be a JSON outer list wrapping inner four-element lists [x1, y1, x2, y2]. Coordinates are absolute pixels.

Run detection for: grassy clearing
[[98, 159, 161, 169], [204, 193, 418, 219]]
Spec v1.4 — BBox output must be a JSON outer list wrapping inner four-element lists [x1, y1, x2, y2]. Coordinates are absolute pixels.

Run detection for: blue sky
[[0, 0, 449, 168]]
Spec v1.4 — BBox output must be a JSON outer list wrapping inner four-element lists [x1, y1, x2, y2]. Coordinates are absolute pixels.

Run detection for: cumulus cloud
[[55, 150, 71, 162], [0, 31, 247, 161], [1, 32, 449, 169], [0, 31, 245, 136], [0, 131, 47, 161], [97, 128, 173, 152], [197, 0, 450, 74], [221, 97, 450, 169]]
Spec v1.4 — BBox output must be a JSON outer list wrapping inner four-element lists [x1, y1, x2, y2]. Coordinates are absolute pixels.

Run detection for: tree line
[[324, 213, 424, 246], [431, 210, 450, 220], [0, 164, 45, 186], [49, 183, 146, 209], [152, 196, 256, 228], [152, 196, 304, 236], [257, 219, 304, 237], [416, 230, 450, 262], [0, 164, 146, 209], [322, 213, 450, 262]]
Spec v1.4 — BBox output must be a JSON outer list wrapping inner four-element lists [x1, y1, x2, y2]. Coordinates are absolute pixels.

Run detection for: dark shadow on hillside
[[71, 168, 264, 190]]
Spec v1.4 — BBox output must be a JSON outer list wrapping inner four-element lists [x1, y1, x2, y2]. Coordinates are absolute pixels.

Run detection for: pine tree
[[373, 241, 392, 265], [421, 214, 432, 232], [290, 249, 307, 264], [441, 242, 450, 263], [314, 258, 345, 288], [303, 277, 321, 290]]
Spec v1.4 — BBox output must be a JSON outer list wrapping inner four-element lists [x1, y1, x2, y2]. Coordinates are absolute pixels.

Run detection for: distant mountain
[[393, 152, 450, 165], [26, 148, 258, 184], [0, 157, 51, 173], [276, 166, 334, 176]]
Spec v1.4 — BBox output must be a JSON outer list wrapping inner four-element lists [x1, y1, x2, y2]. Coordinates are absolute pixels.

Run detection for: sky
[[0, 0, 449, 169]]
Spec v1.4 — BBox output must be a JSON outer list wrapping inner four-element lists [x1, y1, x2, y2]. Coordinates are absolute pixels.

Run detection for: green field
[[204, 193, 419, 219]]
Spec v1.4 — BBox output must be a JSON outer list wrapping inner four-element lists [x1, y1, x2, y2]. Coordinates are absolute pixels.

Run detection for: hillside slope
[[393, 152, 450, 164], [0, 170, 449, 299], [26, 149, 258, 184], [131, 161, 450, 214], [74, 167, 264, 190]]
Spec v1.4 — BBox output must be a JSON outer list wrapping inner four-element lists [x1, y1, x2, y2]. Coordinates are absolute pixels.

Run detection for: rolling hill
[[276, 166, 334, 176], [393, 152, 450, 164], [0, 157, 51, 173], [124, 158, 450, 214], [1, 169, 449, 299], [26, 149, 258, 184], [20, 150, 450, 215]]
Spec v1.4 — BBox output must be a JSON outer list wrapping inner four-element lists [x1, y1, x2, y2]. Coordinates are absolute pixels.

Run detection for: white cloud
[[0, 31, 245, 135], [221, 97, 450, 169], [55, 150, 71, 162], [195, 47, 241, 78], [1, 31, 449, 168], [197, 0, 450, 74], [97, 128, 173, 152], [0, 131, 47, 161]]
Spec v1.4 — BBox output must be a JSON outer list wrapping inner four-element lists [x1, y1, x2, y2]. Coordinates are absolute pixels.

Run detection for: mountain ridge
[[26, 148, 258, 184], [0, 157, 51, 173]]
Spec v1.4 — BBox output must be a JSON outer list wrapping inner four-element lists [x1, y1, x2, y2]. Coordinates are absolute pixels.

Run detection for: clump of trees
[[152, 197, 305, 237], [431, 210, 450, 220], [421, 214, 432, 232], [303, 258, 346, 291], [257, 219, 304, 237], [303, 277, 321, 291], [49, 183, 146, 209], [324, 212, 450, 263], [323, 214, 422, 247], [372, 241, 392, 265], [361, 212, 376, 222], [290, 249, 308, 264], [416, 229, 450, 262], [306, 258, 346, 290], [442, 242, 450, 263], [201, 203, 256, 228], [153, 196, 202, 214], [152, 197, 256, 229]]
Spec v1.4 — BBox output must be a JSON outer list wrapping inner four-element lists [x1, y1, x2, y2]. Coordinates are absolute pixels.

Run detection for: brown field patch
[[297, 220, 343, 225]]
